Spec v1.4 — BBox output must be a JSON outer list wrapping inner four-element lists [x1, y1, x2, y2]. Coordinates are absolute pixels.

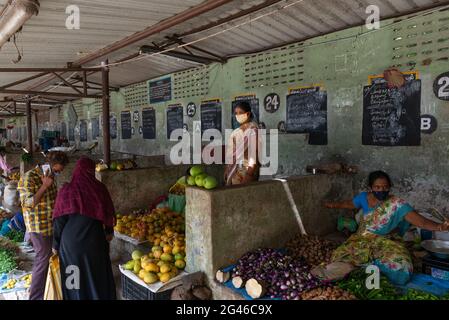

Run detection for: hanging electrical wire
[[89, 0, 449, 69]]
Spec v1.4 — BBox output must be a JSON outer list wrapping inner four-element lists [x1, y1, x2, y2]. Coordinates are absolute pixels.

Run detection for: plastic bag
[[43, 254, 62, 300], [168, 193, 186, 214]]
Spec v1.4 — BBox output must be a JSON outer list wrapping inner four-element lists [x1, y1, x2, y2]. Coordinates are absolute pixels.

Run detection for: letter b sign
[[421, 115, 437, 134]]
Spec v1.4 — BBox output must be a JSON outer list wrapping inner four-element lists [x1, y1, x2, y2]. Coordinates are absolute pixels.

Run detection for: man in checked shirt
[[18, 151, 69, 300]]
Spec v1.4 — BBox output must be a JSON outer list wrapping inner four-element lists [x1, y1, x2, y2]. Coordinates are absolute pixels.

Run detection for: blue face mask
[[373, 191, 389, 201]]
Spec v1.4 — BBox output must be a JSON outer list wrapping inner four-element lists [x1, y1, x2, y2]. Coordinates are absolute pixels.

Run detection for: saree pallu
[[332, 196, 414, 285], [225, 122, 260, 186]]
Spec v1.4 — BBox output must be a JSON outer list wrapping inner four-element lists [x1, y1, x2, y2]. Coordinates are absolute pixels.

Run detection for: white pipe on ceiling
[[0, 0, 39, 50]]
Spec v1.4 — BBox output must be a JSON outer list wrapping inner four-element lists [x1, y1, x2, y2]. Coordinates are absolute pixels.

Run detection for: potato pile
[[300, 286, 356, 300], [286, 235, 339, 267]]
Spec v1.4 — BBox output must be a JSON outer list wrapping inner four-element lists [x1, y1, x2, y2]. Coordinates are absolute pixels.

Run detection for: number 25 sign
[[434, 72, 449, 101]]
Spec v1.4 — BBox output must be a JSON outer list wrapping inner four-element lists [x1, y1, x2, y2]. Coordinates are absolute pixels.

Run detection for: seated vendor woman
[[224, 101, 260, 186], [320, 170, 449, 285]]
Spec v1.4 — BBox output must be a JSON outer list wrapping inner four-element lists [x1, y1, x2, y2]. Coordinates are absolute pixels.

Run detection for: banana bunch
[[20, 274, 32, 287], [8, 172, 20, 181], [3, 278, 17, 290]]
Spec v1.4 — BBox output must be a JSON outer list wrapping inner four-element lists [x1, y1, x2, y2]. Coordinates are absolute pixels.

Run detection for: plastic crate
[[121, 272, 173, 300]]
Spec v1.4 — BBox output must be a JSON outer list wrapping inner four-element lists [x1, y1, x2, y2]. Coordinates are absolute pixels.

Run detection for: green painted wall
[[20, 9, 449, 209]]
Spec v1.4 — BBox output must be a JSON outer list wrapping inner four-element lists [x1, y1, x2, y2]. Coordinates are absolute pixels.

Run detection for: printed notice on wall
[[362, 79, 421, 146], [149, 77, 172, 104]]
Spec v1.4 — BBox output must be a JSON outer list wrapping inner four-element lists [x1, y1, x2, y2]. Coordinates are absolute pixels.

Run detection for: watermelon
[[189, 165, 203, 177], [187, 175, 196, 186], [195, 174, 206, 187], [204, 176, 218, 190]]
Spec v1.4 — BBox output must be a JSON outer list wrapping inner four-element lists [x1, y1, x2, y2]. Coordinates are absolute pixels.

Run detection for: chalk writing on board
[[142, 108, 156, 140], [167, 104, 184, 139], [362, 80, 421, 146], [200, 100, 222, 135], [286, 87, 328, 145], [121, 111, 132, 140], [68, 123, 75, 142], [286, 87, 327, 134], [60, 122, 67, 138], [79, 120, 87, 142], [149, 77, 172, 104], [231, 95, 260, 129], [91, 118, 99, 140], [110, 114, 117, 140]]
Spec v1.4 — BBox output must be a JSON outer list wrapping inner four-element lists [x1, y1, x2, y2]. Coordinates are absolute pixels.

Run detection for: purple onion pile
[[231, 248, 321, 300]]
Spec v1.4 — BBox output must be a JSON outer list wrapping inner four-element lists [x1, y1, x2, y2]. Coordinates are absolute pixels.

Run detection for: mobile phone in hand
[[42, 164, 51, 176]]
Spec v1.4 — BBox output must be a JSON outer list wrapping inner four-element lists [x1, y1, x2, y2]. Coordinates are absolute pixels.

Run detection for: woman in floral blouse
[[322, 171, 449, 285]]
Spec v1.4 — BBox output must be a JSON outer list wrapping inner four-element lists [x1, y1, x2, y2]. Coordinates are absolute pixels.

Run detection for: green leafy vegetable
[[0, 248, 18, 274], [4, 230, 24, 243]]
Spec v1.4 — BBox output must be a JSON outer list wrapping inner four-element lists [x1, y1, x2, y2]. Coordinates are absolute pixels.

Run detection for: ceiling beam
[[0, 67, 101, 72], [74, 0, 234, 66], [52, 72, 83, 95], [0, 89, 100, 99], [140, 45, 222, 64], [0, 71, 49, 90], [177, 0, 285, 39]]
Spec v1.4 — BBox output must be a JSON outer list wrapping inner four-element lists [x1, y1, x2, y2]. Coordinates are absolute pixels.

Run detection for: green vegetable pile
[[337, 269, 449, 300], [21, 153, 33, 163], [337, 269, 399, 300], [399, 289, 440, 300], [5, 230, 24, 243], [0, 248, 18, 274]]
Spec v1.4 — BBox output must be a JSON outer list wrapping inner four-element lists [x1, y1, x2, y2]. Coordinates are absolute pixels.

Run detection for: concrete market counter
[[185, 174, 355, 299], [96, 164, 224, 213]]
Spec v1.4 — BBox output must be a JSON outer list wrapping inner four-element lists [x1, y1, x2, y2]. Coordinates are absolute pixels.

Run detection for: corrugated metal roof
[[0, 0, 449, 103]]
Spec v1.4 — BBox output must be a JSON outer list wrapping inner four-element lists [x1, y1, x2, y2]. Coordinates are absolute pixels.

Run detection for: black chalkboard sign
[[167, 105, 184, 139], [121, 111, 132, 140], [201, 101, 222, 134], [110, 114, 117, 140], [231, 97, 260, 129], [68, 122, 75, 141], [149, 77, 172, 104], [79, 120, 87, 142], [142, 108, 156, 140], [91, 118, 99, 140], [286, 88, 328, 138], [362, 80, 421, 146], [60, 122, 67, 139]]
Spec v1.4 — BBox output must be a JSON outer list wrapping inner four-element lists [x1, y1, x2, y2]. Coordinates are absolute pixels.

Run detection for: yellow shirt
[[18, 166, 57, 236]]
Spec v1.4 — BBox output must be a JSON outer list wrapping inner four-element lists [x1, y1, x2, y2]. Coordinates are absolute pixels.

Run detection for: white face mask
[[236, 113, 249, 124]]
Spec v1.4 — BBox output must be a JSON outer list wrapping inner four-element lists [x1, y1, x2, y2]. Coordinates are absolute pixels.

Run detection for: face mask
[[236, 113, 249, 124], [373, 191, 389, 201], [53, 172, 61, 177]]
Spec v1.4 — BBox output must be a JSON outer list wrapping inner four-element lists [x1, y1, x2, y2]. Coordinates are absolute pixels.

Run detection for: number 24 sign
[[434, 72, 449, 101], [264, 93, 280, 113]]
